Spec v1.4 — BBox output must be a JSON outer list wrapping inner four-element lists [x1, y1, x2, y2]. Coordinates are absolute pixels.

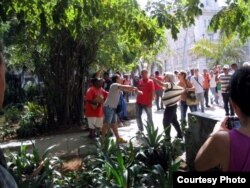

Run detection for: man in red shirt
[[154, 71, 164, 110], [85, 78, 108, 138], [136, 69, 155, 133]]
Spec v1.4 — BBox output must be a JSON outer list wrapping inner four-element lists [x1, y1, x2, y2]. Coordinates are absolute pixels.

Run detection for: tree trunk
[[40, 30, 99, 128]]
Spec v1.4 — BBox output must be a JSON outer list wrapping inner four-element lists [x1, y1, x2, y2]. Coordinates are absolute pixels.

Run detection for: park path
[[0, 101, 225, 159]]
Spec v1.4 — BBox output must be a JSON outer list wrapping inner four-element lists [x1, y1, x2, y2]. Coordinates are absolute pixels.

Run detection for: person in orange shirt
[[85, 78, 108, 138], [202, 69, 211, 108]]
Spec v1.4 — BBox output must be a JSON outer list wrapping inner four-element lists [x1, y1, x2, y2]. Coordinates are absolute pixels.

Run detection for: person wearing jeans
[[136, 104, 154, 131], [136, 69, 155, 133], [191, 69, 205, 112], [177, 70, 197, 123], [102, 74, 141, 143], [209, 70, 219, 105], [179, 100, 197, 122], [195, 92, 205, 112]]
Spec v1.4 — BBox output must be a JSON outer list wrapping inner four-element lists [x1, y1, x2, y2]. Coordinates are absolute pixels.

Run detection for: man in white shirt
[[209, 70, 218, 105], [190, 68, 205, 112]]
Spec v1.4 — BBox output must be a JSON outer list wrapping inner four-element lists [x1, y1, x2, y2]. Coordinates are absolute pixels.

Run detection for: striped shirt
[[162, 83, 184, 107], [219, 73, 232, 93]]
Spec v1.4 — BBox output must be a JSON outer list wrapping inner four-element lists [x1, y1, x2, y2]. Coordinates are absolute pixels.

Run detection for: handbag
[[115, 103, 122, 114], [186, 91, 199, 106], [115, 93, 123, 114]]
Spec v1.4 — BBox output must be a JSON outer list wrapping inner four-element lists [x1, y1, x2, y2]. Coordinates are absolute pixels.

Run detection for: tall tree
[[191, 36, 245, 66], [210, 0, 250, 42], [0, 0, 165, 127], [146, 0, 204, 40]]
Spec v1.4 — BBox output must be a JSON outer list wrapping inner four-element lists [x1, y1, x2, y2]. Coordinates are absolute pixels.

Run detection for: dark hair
[[104, 72, 109, 77], [111, 74, 120, 83], [115, 71, 121, 76], [155, 71, 159, 75], [231, 63, 237, 67], [229, 67, 250, 116], [91, 78, 98, 85]]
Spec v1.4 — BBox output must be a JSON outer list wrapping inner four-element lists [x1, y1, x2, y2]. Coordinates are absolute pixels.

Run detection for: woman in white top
[[190, 69, 205, 112]]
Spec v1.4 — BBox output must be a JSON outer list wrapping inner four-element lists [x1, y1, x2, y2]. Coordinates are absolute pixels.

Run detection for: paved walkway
[[0, 102, 226, 159]]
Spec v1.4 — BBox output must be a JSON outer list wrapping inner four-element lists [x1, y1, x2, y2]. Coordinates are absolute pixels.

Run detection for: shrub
[[6, 144, 63, 187], [4, 106, 22, 124], [16, 102, 48, 138]]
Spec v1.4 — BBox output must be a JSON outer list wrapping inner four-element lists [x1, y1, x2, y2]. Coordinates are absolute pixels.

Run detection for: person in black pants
[[219, 65, 234, 116], [163, 105, 183, 139], [151, 72, 184, 141]]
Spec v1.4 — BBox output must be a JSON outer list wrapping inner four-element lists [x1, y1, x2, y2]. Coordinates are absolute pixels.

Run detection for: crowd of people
[[1, 48, 250, 176], [84, 70, 141, 143], [84, 62, 250, 172], [195, 66, 250, 172], [84, 63, 249, 143]]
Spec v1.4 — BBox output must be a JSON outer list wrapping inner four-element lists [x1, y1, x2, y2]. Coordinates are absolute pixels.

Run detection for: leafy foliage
[[210, 0, 250, 42], [3, 121, 185, 187], [6, 144, 63, 188], [4, 106, 22, 123], [0, 0, 167, 127], [79, 123, 184, 188], [16, 102, 47, 138], [191, 36, 245, 66], [146, 0, 204, 40]]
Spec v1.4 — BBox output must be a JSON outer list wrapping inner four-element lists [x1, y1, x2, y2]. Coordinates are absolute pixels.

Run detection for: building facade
[[154, 0, 250, 73], [159, 0, 221, 72]]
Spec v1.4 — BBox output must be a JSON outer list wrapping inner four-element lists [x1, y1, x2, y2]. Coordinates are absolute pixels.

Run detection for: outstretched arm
[[150, 76, 171, 89], [118, 85, 143, 95]]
